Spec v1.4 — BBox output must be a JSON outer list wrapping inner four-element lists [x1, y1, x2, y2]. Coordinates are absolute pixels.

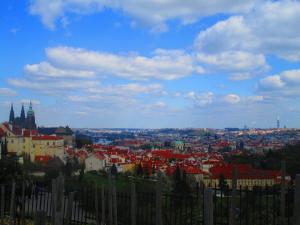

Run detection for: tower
[[277, 116, 280, 129], [26, 101, 37, 130], [20, 104, 26, 127], [9, 104, 15, 124]]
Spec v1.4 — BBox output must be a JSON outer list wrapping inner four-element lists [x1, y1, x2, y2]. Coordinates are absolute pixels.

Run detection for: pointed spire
[[9, 103, 15, 124], [20, 104, 26, 124]]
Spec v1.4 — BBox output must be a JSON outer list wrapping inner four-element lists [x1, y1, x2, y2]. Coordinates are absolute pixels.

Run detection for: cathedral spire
[[9, 103, 15, 124], [26, 101, 36, 130], [20, 104, 26, 125]]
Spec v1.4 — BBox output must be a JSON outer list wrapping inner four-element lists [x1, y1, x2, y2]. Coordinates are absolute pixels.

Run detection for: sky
[[1, 0, 300, 129]]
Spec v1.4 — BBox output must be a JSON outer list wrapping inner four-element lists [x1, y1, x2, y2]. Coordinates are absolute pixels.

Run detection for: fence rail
[[0, 175, 299, 225]]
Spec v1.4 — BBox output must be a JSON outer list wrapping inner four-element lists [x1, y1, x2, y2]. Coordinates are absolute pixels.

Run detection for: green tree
[[219, 173, 227, 190]]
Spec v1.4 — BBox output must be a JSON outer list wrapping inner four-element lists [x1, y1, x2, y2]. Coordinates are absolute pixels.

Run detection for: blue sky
[[1, 0, 300, 128]]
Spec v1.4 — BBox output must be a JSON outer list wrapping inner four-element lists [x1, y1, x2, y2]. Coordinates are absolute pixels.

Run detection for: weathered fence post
[[101, 186, 106, 225], [51, 178, 57, 225], [294, 174, 300, 225], [66, 192, 74, 225], [9, 181, 16, 225], [280, 161, 286, 225], [95, 185, 100, 225], [21, 178, 26, 225], [130, 182, 136, 225], [1, 185, 5, 225], [155, 172, 163, 225], [229, 167, 238, 225], [112, 178, 118, 225], [108, 172, 113, 225], [204, 188, 213, 225], [52, 174, 65, 225]]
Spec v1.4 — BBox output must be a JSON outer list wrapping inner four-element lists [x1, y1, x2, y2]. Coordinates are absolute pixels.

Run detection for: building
[[38, 126, 75, 147], [9, 102, 36, 130], [0, 123, 64, 162], [203, 164, 289, 189]]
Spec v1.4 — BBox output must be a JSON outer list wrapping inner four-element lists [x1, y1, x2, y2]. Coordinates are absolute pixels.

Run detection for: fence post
[[1, 185, 5, 224], [280, 161, 286, 225], [21, 178, 26, 225], [66, 192, 74, 225], [52, 178, 57, 225], [95, 185, 100, 225], [9, 181, 16, 225], [52, 174, 65, 225], [112, 178, 118, 225], [204, 188, 213, 225], [155, 172, 163, 225], [229, 167, 238, 225], [294, 174, 300, 225], [131, 182, 136, 225], [101, 186, 106, 225], [108, 172, 113, 225]]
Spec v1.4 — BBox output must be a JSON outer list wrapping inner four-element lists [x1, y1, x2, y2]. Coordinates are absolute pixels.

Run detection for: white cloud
[[188, 91, 268, 107], [186, 91, 214, 106], [195, 16, 257, 53], [194, 1, 300, 61], [0, 88, 17, 97], [258, 70, 300, 97], [8, 78, 99, 92], [196, 51, 269, 79], [46, 47, 198, 80], [24, 62, 96, 79], [223, 94, 241, 104], [75, 111, 88, 116], [29, 0, 258, 30], [259, 76, 285, 90]]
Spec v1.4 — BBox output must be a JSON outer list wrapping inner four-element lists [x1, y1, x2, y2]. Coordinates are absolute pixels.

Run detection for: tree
[[219, 173, 227, 190], [0, 155, 21, 183], [79, 163, 85, 181], [135, 163, 143, 176], [173, 166, 190, 195], [110, 164, 118, 177]]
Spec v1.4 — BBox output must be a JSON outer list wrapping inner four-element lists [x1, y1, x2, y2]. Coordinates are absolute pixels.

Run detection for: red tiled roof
[[32, 135, 63, 140], [210, 164, 282, 180]]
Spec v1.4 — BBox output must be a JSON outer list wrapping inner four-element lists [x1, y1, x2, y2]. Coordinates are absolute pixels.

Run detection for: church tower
[[26, 101, 37, 130], [20, 104, 26, 127], [9, 104, 15, 124]]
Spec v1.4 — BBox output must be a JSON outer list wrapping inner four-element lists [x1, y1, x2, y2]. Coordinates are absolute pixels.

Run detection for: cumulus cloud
[[29, 0, 258, 30], [194, 1, 300, 61], [8, 78, 99, 93], [24, 62, 96, 79], [223, 94, 241, 104], [0, 88, 17, 97], [186, 91, 214, 107], [46, 47, 200, 80], [258, 70, 300, 97], [87, 83, 164, 97], [187, 91, 267, 108], [196, 51, 269, 79]]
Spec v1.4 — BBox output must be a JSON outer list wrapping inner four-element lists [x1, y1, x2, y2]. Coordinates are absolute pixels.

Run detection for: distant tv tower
[[277, 116, 280, 129]]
